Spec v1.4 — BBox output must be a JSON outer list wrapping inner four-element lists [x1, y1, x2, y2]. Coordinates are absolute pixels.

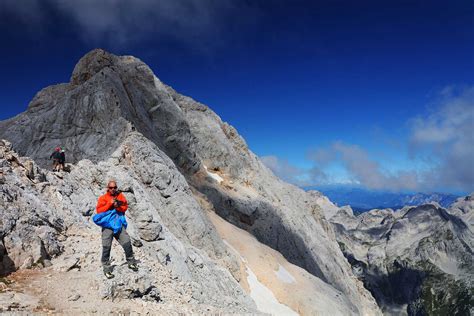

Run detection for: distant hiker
[[49, 147, 62, 171], [59, 149, 66, 171], [93, 180, 138, 279]]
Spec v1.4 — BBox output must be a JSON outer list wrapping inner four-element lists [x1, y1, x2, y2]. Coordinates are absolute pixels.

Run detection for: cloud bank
[[409, 86, 474, 191], [307, 142, 420, 191], [263, 86, 474, 193], [260, 156, 305, 185]]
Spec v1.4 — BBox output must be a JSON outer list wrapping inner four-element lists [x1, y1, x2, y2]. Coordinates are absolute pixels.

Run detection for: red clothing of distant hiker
[[96, 191, 128, 214]]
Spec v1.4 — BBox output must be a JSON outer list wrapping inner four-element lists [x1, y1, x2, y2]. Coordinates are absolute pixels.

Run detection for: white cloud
[[307, 166, 329, 185], [261, 155, 333, 187], [1, 0, 41, 22], [306, 146, 336, 166], [303, 86, 474, 193], [268, 86, 473, 193], [261, 155, 305, 185], [409, 86, 474, 192], [2, 0, 260, 50], [307, 142, 420, 192], [410, 88, 473, 145]]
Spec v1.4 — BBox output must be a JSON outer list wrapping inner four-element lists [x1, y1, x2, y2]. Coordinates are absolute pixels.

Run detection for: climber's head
[[107, 180, 118, 195]]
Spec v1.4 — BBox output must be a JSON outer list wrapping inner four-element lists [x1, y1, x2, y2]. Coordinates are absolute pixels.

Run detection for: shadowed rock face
[[0, 49, 382, 314], [167, 83, 382, 314], [329, 202, 474, 315]]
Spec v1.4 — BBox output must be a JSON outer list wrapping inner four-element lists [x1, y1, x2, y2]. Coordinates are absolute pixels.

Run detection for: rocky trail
[[0, 200, 355, 315], [0, 222, 227, 315]]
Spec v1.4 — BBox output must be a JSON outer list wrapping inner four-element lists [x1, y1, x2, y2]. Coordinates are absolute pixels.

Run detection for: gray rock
[[0, 137, 258, 313], [54, 256, 80, 272], [0, 49, 201, 175], [0, 49, 388, 314], [172, 85, 381, 314], [81, 207, 94, 217], [132, 203, 163, 241], [0, 145, 65, 274], [68, 293, 81, 301], [99, 265, 160, 301], [328, 202, 474, 314], [449, 192, 474, 226]]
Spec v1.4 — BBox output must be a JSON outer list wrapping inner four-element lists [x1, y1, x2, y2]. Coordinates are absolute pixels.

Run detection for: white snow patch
[[246, 266, 299, 316], [274, 264, 296, 284], [203, 165, 223, 183]]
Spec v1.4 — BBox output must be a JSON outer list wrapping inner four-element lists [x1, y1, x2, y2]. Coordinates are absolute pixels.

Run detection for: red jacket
[[96, 192, 128, 214]]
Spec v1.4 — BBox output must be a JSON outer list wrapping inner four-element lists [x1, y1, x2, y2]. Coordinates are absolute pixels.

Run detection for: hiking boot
[[128, 262, 138, 272], [104, 271, 115, 279]]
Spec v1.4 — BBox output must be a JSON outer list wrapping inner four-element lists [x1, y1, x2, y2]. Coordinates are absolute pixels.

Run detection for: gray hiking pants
[[101, 227, 135, 272]]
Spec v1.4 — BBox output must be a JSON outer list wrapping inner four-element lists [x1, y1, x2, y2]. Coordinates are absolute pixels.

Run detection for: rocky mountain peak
[[1, 49, 200, 175], [70, 48, 117, 85], [0, 49, 387, 314]]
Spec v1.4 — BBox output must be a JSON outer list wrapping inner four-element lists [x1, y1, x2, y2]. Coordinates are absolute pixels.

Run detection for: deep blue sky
[[1, 0, 473, 194]]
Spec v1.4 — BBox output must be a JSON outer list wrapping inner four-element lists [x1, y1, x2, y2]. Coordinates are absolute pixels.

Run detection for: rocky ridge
[[324, 195, 473, 315], [0, 49, 381, 314], [0, 137, 256, 314]]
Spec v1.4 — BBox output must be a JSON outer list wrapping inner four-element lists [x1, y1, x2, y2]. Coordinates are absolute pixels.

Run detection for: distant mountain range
[[304, 185, 459, 213]]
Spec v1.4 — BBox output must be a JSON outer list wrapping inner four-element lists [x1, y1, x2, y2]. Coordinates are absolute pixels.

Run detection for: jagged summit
[[70, 49, 118, 85], [0, 49, 200, 174]]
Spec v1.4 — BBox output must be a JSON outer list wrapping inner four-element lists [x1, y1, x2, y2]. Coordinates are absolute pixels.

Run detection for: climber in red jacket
[[96, 183, 129, 214], [96, 180, 138, 279]]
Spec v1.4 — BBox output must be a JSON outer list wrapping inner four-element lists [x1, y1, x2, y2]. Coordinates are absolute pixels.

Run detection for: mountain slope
[[327, 200, 473, 314], [0, 49, 381, 314], [0, 136, 257, 313], [168, 82, 380, 313]]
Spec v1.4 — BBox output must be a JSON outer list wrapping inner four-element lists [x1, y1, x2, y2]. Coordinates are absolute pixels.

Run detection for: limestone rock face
[[449, 192, 474, 226], [0, 49, 200, 174], [169, 86, 380, 314], [0, 140, 64, 274], [0, 49, 382, 314], [329, 202, 473, 315], [0, 137, 257, 313]]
